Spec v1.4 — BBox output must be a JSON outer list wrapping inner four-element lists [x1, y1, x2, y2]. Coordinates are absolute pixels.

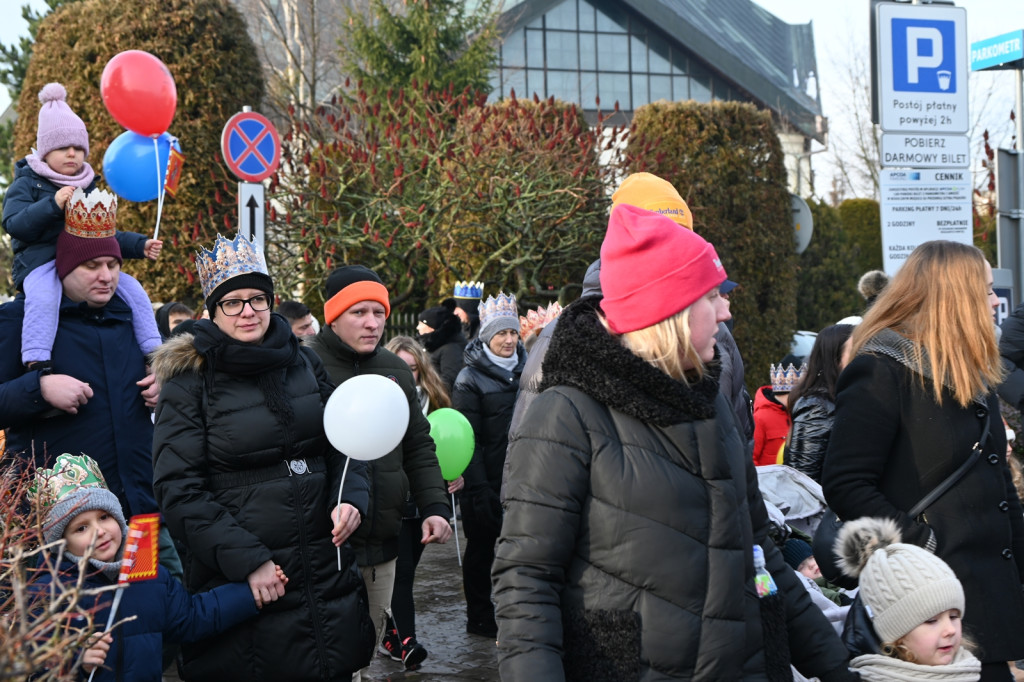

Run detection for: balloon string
[[337, 456, 350, 571], [86, 586, 124, 682], [452, 492, 462, 567], [152, 137, 165, 241]]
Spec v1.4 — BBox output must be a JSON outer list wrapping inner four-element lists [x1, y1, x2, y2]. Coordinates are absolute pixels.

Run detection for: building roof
[[498, 0, 825, 142]]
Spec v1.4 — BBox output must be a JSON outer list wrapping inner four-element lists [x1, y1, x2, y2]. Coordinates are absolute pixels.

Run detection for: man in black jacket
[[309, 265, 452, 680]]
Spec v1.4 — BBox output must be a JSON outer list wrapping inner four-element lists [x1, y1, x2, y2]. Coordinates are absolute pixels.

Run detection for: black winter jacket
[[309, 326, 451, 566], [452, 337, 525, 497], [494, 299, 854, 682], [999, 302, 1024, 409], [783, 394, 836, 483], [0, 294, 156, 517], [152, 318, 375, 680], [823, 330, 1024, 663], [420, 316, 467, 393], [2, 159, 146, 287]]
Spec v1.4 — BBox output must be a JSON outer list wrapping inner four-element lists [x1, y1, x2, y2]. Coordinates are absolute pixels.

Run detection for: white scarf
[[851, 647, 980, 682], [482, 342, 519, 372]]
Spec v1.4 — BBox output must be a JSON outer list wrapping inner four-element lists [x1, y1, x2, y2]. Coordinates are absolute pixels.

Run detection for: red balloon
[[101, 50, 177, 138]]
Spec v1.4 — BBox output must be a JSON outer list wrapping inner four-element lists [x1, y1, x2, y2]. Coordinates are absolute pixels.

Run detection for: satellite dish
[[791, 194, 814, 254]]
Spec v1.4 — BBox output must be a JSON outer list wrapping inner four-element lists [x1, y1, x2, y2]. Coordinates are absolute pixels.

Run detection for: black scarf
[[192, 313, 299, 427], [419, 315, 465, 353], [540, 297, 720, 426]]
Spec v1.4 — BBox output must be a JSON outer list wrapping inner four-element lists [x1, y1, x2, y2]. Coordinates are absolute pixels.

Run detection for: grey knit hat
[[31, 453, 128, 548], [836, 517, 964, 644], [478, 292, 520, 344]]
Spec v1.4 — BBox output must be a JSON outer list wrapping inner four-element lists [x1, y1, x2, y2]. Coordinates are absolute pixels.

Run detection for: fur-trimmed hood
[[540, 296, 719, 426], [151, 332, 204, 383]]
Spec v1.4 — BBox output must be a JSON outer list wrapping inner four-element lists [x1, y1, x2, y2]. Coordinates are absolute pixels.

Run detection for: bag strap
[[908, 413, 990, 518]]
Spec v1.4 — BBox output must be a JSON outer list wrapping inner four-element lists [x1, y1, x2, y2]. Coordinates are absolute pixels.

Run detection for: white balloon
[[323, 374, 409, 460]]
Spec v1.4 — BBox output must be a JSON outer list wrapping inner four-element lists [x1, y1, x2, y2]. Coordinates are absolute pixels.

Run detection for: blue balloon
[[102, 130, 180, 202]]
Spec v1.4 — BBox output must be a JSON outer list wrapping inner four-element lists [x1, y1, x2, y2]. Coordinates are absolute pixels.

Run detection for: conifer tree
[[340, 0, 499, 100]]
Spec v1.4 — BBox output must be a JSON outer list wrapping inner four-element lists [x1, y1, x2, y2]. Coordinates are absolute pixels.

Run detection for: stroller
[[756, 464, 827, 540], [756, 465, 852, 682]]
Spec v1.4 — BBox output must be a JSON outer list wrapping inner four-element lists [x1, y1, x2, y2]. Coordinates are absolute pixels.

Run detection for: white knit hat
[[836, 517, 964, 644]]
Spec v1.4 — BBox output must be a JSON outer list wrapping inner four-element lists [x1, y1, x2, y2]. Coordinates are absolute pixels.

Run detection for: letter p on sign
[[906, 26, 943, 83]]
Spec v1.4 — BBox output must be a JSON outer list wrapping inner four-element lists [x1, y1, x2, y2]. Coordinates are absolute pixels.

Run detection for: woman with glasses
[[151, 234, 375, 680]]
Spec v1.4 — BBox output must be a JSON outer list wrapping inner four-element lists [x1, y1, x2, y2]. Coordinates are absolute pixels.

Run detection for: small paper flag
[[164, 148, 186, 198], [118, 513, 160, 584]]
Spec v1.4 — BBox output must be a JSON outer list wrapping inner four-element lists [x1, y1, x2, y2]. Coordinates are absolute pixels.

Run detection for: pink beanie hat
[[600, 204, 726, 334], [36, 83, 89, 159]]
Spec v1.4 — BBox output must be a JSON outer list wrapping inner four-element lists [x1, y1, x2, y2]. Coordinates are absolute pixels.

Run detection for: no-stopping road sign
[[221, 110, 281, 182]]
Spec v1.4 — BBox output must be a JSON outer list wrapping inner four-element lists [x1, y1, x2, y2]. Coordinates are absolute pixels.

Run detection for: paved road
[[366, 522, 499, 681]]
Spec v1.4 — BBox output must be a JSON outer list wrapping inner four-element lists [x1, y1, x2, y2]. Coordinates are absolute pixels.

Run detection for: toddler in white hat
[[836, 517, 980, 680]]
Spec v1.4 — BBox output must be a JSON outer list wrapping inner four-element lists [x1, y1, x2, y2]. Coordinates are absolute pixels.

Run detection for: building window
[[493, 0, 751, 110]]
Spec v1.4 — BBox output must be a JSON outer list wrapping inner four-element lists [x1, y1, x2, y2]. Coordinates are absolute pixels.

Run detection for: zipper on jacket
[[291, 475, 331, 678], [352, 359, 380, 553]]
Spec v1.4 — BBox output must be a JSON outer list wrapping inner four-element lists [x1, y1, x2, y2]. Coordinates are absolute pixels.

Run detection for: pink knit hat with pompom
[[36, 83, 89, 159]]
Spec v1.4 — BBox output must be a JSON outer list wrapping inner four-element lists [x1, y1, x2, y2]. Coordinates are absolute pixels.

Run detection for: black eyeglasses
[[217, 294, 271, 316]]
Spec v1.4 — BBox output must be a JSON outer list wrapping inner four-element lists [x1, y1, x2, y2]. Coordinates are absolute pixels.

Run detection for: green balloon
[[427, 408, 475, 480]]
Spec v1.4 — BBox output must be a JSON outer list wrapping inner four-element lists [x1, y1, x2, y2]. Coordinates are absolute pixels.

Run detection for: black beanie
[[324, 265, 391, 324], [781, 538, 815, 571], [419, 299, 458, 330], [206, 272, 275, 316], [326, 265, 383, 299]]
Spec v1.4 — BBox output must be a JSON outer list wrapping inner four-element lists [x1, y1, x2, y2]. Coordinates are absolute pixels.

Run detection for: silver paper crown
[[453, 280, 484, 299], [479, 292, 519, 328], [770, 362, 807, 394], [195, 233, 269, 299]]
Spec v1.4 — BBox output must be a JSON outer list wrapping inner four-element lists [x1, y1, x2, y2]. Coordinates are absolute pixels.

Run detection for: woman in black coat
[[784, 324, 854, 483], [416, 300, 467, 393], [452, 292, 526, 638], [822, 240, 1024, 682], [152, 235, 375, 680], [494, 204, 855, 681]]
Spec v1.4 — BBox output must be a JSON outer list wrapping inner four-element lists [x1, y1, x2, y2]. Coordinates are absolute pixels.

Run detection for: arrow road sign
[[238, 182, 265, 248]]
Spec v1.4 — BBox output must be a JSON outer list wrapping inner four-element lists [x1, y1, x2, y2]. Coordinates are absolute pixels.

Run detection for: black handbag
[[812, 415, 991, 590]]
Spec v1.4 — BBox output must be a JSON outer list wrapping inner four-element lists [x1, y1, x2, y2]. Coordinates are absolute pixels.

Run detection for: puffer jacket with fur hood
[[493, 298, 854, 682], [151, 317, 374, 680]]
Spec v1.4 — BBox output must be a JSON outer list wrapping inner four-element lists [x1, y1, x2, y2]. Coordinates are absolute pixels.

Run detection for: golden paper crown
[[64, 188, 116, 238], [195, 233, 269, 299], [29, 453, 109, 510], [770, 362, 807, 394], [519, 302, 562, 340]]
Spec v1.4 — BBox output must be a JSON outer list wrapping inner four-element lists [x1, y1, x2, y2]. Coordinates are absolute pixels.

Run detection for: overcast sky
[[2, 0, 1019, 199]]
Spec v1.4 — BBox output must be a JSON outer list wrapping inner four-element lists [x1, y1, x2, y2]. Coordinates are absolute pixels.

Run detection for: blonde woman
[[379, 335, 460, 670], [822, 240, 1024, 682], [386, 335, 451, 415], [493, 204, 854, 681]]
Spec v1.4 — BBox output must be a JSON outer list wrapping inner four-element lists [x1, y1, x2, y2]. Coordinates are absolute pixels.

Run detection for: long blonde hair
[[849, 241, 1002, 407], [384, 335, 451, 411], [601, 306, 706, 382]]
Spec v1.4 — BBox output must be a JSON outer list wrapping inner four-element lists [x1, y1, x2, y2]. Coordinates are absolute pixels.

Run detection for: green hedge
[[838, 198, 882, 275], [625, 100, 795, 391], [795, 200, 863, 330]]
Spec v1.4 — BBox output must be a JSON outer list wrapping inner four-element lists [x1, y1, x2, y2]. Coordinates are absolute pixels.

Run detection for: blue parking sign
[[892, 19, 957, 93], [876, 3, 968, 133]]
